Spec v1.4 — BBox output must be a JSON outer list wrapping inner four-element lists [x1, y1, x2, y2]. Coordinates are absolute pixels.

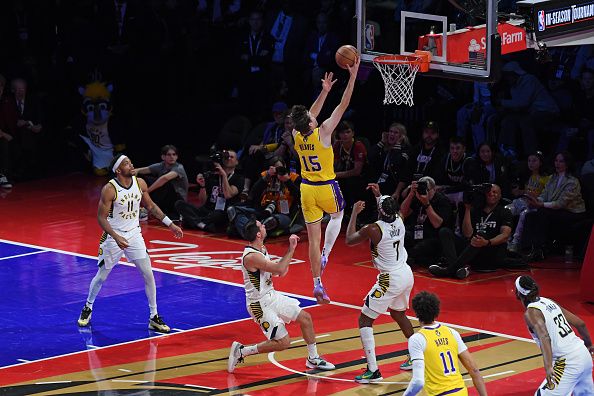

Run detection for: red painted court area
[[0, 173, 593, 395]]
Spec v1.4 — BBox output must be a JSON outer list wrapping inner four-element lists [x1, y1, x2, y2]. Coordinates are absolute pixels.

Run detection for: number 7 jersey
[[527, 297, 584, 358], [294, 128, 335, 182]]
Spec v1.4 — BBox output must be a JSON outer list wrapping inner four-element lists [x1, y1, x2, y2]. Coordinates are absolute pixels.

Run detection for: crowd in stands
[[1, 0, 594, 276]]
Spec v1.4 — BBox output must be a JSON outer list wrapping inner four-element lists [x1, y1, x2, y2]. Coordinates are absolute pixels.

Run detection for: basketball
[[335, 45, 359, 69]]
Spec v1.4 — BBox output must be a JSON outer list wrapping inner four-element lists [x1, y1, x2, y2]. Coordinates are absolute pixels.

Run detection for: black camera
[[463, 183, 492, 206], [417, 180, 428, 195], [209, 150, 230, 165], [264, 201, 276, 215], [275, 166, 288, 176]]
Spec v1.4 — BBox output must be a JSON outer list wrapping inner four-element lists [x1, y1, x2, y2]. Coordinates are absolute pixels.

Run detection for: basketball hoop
[[373, 50, 431, 107]]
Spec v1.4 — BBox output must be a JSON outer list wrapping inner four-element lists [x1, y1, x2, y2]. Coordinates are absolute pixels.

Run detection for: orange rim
[[373, 51, 431, 73]]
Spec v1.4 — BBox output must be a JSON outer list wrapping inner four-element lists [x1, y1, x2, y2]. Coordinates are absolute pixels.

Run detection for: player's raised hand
[[347, 56, 360, 79], [367, 183, 381, 197], [169, 223, 183, 239], [352, 201, 365, 215], [321, 72, 337, 93], [288, 234, 300, 250]]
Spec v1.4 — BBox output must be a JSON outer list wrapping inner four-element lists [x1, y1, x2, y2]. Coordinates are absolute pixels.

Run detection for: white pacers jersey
[[241, 246, 274, 302], [106, 176, 142, 233], [527, 297, 585, 358], [370, 217, 407, 273]]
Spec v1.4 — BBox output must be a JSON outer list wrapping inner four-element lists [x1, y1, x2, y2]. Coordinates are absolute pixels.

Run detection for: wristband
[[162, 216, 173, 227]]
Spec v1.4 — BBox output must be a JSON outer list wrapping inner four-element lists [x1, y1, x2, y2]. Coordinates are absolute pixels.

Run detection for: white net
[[373, 58, 420, 107]]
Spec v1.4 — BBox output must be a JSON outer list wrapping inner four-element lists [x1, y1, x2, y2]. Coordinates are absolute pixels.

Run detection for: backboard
[[356, 0, 503, 81]]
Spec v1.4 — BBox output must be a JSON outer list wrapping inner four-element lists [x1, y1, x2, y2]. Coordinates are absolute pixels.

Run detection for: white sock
[[132, 257, 158, 318], [313, 277, 322, 287], [307, 343, 319, 359], [360, 327, 378, 371], [243, 344, 258, 356], [323, 211, 343, 257]]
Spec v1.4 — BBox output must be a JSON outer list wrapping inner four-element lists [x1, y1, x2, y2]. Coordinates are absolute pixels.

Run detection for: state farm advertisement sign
[[418, 23, 526, 64]]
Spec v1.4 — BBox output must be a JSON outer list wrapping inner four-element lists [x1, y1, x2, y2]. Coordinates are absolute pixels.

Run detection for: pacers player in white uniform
[[228, 220, 335, 373], [515, 275, 594, 395], [345, 183, 415, 383], [77, 154, 183, 332]]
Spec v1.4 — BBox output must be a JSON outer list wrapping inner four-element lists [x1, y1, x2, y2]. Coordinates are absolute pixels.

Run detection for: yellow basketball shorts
[[300, 179, 345, 224]]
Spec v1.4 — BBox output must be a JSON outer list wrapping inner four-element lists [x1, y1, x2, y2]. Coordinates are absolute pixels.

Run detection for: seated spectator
[[333, 120, 367, 210], [227, 157, 301, 239], [0, 74, 18, 188], [175, 150, 244, 232], [368, 122, 410, 200], [405, 121, 444, 191], [496, 61, 560, 158], [475, 142, 511, 197], [241, 102, 288, 195], [11, 78, 44, 180], [399, 177, 453, 266], [456, 82, 496, 152], [558, 68, 594, 161], [134, 145, 189, 220], [523, 151, 587, 261], [506, 151, 550, 253], [439, 136, 480, 205], [429, 184, 513, 279]]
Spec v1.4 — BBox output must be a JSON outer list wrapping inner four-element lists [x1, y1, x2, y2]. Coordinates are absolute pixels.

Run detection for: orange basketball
[[335, 45, 359, 69]]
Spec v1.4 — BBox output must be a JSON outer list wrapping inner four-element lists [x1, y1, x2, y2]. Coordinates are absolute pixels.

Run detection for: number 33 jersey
[[527, 297, 584, 358]]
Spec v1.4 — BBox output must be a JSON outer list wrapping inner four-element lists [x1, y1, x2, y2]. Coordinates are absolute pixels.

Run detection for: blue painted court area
[[0, 241, 315, 368]]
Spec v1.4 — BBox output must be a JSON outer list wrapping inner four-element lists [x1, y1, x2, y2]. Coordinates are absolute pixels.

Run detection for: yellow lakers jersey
[[294, 128, 335, 182], [419, 325, 466, 396]]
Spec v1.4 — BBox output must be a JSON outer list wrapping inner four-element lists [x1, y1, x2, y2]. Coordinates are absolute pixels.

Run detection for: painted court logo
[[538, 10, 546, 31]]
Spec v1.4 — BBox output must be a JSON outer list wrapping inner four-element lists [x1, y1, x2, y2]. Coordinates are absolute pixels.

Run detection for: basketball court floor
[[0, 173, 593, 395]]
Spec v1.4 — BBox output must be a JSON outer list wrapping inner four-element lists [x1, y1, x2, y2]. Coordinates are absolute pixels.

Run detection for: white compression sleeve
[[323, 210, 343, 257], [132, 256, 158, 317], [86, 265, 113, 306], [403, 359, 425, 396], [360, 327, 378, 372]]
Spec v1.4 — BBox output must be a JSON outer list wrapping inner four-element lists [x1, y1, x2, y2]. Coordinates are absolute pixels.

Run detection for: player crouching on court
[[403, 291, 487, 396], [345, 184, 415, 382], [515, 275, 594, 395], [228, 220, 335, 373]]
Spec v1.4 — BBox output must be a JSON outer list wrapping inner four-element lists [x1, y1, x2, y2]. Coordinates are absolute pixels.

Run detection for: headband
[[515, 276, 531, 296], [112, 155, 128, 173], [378, 195, 393, 218]]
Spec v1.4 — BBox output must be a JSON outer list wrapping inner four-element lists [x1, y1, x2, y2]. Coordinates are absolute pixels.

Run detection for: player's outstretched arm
[[245, 235, 299, 276], [97, 183, 129, 248], [345, 201, 369, 246], [459, 350, 488, 396], [319, 57, 360, 142], [309, 72, 337, 119], [560, 305, 593, 352], [138, 178, 183, 238], [525, 308, 555, 388]]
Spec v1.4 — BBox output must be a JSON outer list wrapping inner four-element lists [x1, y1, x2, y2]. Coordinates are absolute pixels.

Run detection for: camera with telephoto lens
[[210, 150, 230, 165], [417, 180, 428, 195], [463, 183, 492, 207], [263, 201, 276, 215]]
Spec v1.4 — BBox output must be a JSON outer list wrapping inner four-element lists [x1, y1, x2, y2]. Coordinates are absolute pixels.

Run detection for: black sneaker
[[0, 174, 12, 189], [149, 314, 170, 333], [525, 248, 545, 262], [77, 306, 92, 327], [456, 266, 470, 279], [354, 366, 383, 383], [428, 264, 450, 277]]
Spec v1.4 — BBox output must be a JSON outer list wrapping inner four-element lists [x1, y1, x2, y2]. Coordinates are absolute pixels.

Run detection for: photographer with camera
[[400, 176, 454, 266], [174, 150, 244, 233], [227, 157, 301, 239], [429, 184, 512, 279]]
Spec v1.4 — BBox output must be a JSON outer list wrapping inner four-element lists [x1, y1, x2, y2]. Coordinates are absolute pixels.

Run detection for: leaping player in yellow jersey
[[291, 57, 360, 304], [403, 291, 487, 396]]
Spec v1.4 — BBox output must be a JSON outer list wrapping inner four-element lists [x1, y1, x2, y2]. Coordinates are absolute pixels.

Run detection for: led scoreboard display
[[516, 0, 594, 39]]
